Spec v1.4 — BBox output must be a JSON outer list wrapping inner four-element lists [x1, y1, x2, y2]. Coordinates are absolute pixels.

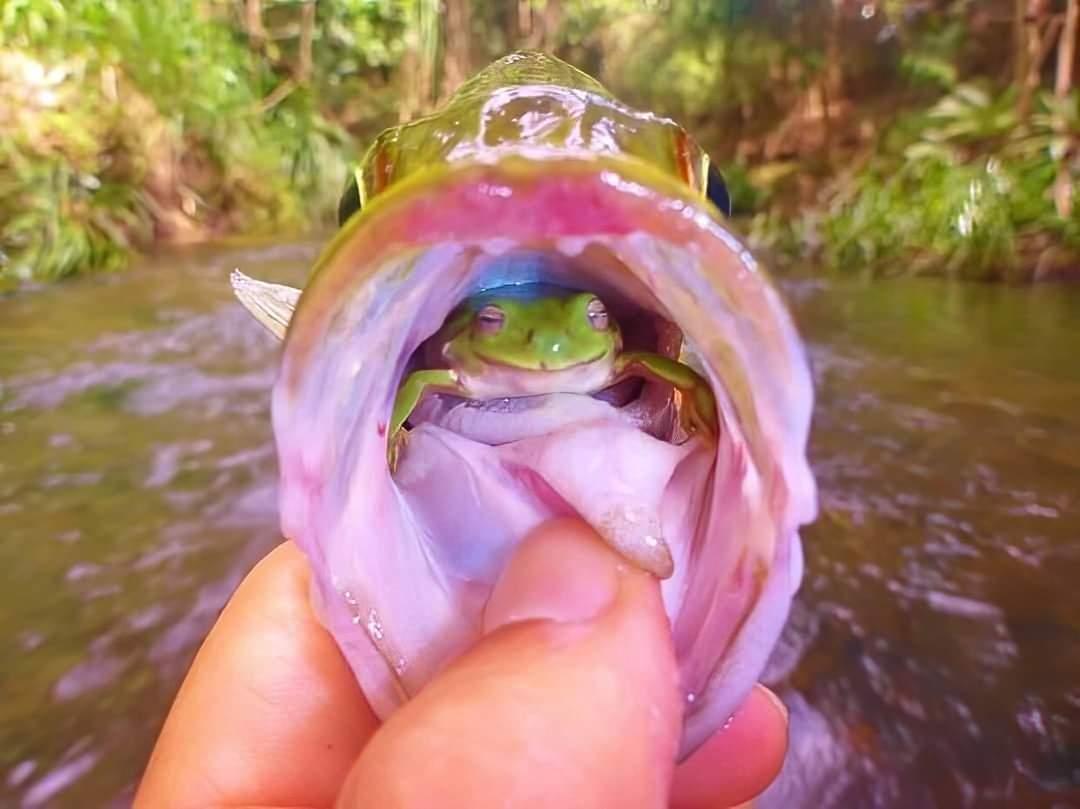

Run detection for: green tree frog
[[389, 287, 717, 465]]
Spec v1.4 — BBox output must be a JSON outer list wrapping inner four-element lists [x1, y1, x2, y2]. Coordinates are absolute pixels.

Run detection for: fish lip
[[279, 151, 815, 521], [280, 151, 731, 388]]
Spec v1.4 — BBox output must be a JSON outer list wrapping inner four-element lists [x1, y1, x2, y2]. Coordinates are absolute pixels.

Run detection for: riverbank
[[0, 1, 407, 288], [729, 83, 1080, 284], [4, 1, 1080, 286], [0, 48, 340, 286]]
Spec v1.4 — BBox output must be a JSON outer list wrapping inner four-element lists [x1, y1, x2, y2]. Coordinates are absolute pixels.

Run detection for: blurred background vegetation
[[3, 0, 1080, 285]]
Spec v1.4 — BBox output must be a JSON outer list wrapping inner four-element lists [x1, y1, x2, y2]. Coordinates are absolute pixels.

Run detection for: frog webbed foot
[[614, 351, 718, 443], [388, 368, 465, 471], [387, 428, 408, 472]]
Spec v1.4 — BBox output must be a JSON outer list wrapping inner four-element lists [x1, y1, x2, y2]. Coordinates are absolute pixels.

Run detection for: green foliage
[[761, 78, 1080, 280], [0, 0, 856, 284], [0, 149, 147, 282], [897, 10, 964, 92], [718, 162, 769, 215], [312, 0, 411, 72], [900, 52, 957, 90], [922, 83, 1018, 148], [1, 49, 145, 281], [818, 157, 1019, 279], [566, 0, 816, 131], [0, 0, 366, 283], [3, 0, 1078, 283]]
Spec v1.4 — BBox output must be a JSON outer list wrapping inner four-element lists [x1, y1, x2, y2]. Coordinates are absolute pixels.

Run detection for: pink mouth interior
[[273, 163, 816, 759], [393, 246, 719, 581]]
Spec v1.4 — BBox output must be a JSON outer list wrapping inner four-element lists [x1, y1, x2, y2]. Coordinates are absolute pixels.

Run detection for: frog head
[[442, 288, 621, 374]]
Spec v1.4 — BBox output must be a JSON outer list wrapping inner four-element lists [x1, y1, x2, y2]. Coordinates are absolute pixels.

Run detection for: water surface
[[763, 276, 1080, 808], [1, 243, 1078, 807]]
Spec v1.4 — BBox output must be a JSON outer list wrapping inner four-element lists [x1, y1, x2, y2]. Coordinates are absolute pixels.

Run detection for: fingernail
[[483, 518, 622, 633], [754, 684, 789, 724]]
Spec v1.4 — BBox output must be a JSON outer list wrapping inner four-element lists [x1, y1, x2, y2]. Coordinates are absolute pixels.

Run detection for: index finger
[[134, 541, 379, 809]]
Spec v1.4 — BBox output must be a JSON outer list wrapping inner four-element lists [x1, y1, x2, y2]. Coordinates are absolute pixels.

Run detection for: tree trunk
[[1015, 0, 1029, 88], [440, 0, 472, 101], [499, 0, 523, 46], [524, 0, 561, 52], [398, 47, 421, 123], [1018, 0, 1061, 121], [245, 0, 267, 50], [820, 1, 843, 163], [517, 0, 533, 42], [1054, 0, 1079, 217], [296, 1, 316, 85], [540, 0, 565, 52], [1055, 0, 1078, 96], [399, 0, 440, 122]]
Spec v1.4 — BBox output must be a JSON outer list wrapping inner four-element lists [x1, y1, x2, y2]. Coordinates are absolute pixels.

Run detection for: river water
[[1, 240, 1077, 808]]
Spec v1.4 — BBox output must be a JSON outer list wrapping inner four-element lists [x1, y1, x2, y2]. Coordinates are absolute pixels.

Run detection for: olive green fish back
[[347, 51, 711, 216]]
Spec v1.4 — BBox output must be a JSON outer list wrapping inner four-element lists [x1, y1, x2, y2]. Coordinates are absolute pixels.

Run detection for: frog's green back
[[351, 51, 710, 213]]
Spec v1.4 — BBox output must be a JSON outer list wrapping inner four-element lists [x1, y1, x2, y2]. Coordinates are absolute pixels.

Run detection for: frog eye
[[475, 304, 506, 334], [585, 297, 609, 331]]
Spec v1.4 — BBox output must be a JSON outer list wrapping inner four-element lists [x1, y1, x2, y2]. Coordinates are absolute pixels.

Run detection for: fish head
[[244, 54, 817, 760]]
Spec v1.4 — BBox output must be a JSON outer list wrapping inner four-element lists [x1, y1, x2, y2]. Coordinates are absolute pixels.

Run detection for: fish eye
[[338, 173, 362, 226], [585, 297, 609, 331], [705, 162, 732, 217], [475, 304, 506, 334]]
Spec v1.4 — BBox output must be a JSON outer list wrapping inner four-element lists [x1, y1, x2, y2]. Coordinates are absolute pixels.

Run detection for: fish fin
[[230, 269, 299, 341]]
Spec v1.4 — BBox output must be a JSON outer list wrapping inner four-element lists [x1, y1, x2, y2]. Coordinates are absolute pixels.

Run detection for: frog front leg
[[388, 369, 465, 469], [614, 352, 718, 441]]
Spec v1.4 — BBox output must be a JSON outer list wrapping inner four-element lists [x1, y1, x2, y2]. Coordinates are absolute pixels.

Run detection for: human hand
[[134, 518, 788, 809]]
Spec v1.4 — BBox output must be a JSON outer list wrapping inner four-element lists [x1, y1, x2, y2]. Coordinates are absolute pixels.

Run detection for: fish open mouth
[[259, 153, 816, 758]]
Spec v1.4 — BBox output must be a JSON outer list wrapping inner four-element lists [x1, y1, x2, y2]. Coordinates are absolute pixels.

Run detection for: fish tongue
[[502, 423, 703, 577], [395, 415, 701, 581]]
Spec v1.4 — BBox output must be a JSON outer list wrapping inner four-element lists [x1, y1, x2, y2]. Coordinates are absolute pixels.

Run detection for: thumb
[[338, 518, 682, 809]]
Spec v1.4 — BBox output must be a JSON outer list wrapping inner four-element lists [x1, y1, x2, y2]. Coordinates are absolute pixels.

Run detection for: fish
[[232, 51, 817, 759]]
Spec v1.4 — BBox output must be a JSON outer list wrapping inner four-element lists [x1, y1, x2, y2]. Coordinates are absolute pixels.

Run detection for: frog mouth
[[467, 347, 613, 371], [246, 154, 816, 759]]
